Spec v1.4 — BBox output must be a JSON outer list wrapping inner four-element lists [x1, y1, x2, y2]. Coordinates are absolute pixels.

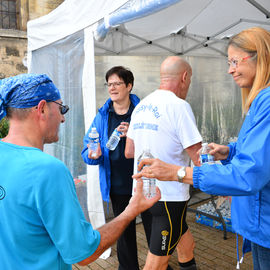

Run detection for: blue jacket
[[81, 94, 140, 203], [193, 86, 270, 249]]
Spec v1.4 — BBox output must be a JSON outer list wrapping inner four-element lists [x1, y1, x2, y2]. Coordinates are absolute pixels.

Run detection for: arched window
[[0, 0, 17, 29]]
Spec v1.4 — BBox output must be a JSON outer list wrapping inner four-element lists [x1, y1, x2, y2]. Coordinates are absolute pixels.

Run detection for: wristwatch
[[177, 166, 186, 183]]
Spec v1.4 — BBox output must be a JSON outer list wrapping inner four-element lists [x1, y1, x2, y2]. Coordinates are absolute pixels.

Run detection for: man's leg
[[142, 201, 189, 270], [176, 229, 197, 270], [143, 252, 171, 270], [141, 208, 152, 247], [141, 209, 174, 270]]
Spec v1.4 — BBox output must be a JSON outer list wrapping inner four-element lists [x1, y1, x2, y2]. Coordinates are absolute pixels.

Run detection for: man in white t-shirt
[[126, 56, 202, 270]]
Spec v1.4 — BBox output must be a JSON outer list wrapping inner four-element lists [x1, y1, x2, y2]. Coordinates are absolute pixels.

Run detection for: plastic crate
[[195, 197, 235, 233]]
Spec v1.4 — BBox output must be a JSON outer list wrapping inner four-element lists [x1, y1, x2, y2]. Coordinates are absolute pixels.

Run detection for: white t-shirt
[[127, 90, 202, 201]]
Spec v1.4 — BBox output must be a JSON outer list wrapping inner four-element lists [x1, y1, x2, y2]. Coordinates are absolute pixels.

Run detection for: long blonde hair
[[229, 27, 270, 113]]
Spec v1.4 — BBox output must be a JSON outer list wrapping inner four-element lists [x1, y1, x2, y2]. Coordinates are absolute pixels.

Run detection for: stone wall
[[0, 0, 64, 79], [0, 30, 27, 79], [15, 0, 64, 30], [28, 0, 64, 20]]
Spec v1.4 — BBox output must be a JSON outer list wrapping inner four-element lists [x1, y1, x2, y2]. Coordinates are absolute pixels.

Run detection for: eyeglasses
[[49, 100, 69, 115], [228, 54, 256, 69], [104, 81, 125, 88]]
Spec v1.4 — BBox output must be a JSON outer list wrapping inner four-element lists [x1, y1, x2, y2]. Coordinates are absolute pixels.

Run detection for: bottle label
[[200, 154, 214, 164], [113, 129, 122, 136], [89, 137, 99, 143], [106, 129, 121, 150]]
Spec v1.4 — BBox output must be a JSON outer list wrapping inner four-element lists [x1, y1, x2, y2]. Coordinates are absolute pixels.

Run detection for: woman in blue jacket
[[135, 27, 270, 270], [81, 66, 140, 270]]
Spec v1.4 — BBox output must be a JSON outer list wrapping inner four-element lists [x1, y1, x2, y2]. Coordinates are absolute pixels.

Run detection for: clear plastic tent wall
[[30, 30, 86, 177]]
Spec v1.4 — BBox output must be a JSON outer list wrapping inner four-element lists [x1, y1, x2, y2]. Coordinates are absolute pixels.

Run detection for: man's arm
[[77, 180, 160, 266], [185, 142, 202, 166], [125, 137, 135, 159]]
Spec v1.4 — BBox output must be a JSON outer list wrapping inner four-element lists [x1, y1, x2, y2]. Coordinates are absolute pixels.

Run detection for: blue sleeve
[[35, 161, 100, 264], [81, 114, 104, 165], [193, 94, 270, 196]]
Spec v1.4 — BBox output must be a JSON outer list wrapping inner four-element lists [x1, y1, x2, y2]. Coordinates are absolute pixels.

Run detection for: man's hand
[[125, 179, 161, 218], [208, 143, 230, 161], [133, 158, 179, 181]]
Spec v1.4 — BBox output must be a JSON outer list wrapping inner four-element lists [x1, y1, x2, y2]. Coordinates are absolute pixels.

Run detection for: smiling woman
[[228, 27, 270, 114], [227, 46, 257, 90], [81, 66, 142, 269]]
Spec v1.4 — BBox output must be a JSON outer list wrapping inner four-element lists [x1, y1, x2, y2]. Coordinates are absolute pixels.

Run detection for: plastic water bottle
[[137, 149, 156, 198], [88, 127, 99, 157], [106, 128, 122, 151], [199, 142, 215, 164]]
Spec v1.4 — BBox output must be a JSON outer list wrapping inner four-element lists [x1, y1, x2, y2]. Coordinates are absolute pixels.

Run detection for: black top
[[108, 101, 135, 195]]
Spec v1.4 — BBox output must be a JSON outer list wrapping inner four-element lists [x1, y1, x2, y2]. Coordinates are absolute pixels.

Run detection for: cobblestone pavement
[[72, 211, 253, 270]]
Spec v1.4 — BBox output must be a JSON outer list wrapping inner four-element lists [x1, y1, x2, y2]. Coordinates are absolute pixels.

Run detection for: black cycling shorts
[[148, 201, 188, 256]]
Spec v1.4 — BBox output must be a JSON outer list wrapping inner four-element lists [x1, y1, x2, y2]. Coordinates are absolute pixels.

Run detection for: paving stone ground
[[72, 210, 253, 270]]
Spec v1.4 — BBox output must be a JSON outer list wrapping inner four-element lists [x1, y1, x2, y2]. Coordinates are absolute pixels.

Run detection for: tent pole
[[246, 0, 270, 18]]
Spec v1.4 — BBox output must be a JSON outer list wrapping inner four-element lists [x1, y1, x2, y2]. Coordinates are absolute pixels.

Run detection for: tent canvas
[[27, 0, 270, 259]]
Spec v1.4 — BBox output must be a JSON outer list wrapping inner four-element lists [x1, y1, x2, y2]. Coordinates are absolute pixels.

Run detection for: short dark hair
[[105, 66, 134, 89], [6, 107, 33, 120]]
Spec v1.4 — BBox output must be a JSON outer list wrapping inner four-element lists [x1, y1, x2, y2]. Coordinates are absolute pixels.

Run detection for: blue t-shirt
[[0, 141, 100, 270]]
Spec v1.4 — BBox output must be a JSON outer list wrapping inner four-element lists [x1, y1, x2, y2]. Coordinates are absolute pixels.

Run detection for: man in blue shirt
[[0, 73, 160, 270]]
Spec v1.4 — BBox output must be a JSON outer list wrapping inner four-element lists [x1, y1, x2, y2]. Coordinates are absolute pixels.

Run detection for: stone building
[[0, 0, 63, 79]]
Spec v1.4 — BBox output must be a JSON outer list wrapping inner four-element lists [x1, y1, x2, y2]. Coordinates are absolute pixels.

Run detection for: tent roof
[[27, 0, 129, 51], [28, 0, 270, 56]]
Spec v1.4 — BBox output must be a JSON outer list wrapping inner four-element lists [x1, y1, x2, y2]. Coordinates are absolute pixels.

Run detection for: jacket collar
[[99, 93, 140, 116]]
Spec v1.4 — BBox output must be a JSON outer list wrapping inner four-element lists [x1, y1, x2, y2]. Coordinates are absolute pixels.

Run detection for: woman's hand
[[117, 122, 130, 137], [87, 143, 102, 159], [132, 158, 179, 181], [208, 143, 230, 161]]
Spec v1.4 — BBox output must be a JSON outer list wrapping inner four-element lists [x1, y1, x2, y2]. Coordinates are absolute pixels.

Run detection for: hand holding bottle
[[87, 143, 102, 159], [118, 122, 130, 137], [137, 149, 156, 198], [88, 127, 102, 159], [199, 143, 215, 165], [207, 143, 230, 161], [106, 122, 130, 150]]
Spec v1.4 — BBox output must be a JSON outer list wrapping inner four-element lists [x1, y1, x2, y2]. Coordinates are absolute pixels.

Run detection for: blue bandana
[[0, 73, 61, 120]]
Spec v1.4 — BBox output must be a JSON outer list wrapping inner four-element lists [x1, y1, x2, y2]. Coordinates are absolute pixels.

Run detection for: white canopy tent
[[28, 0, 270, 55], [27, 0, 270, 259]]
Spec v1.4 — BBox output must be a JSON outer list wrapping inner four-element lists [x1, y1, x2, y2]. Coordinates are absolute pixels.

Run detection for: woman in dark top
[[82, 66, 140, 270]]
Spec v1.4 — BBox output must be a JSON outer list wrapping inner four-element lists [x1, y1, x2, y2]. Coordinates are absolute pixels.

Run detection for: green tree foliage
[[0, 117, 9, 138]]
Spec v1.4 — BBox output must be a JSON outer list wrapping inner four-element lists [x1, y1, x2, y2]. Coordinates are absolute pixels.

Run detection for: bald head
[[159, 56, 192, 99], [160, 56, 191, 80]]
